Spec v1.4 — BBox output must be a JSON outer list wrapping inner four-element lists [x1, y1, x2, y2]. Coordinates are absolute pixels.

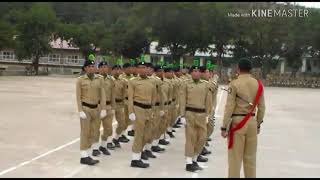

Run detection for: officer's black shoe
[[197, 155, 208, 162], [192, 161, 203, 170], [131, 160, 149, 168], [151, 145, 165, 152], [205, 141, 210, 147], [207, 137, 212, 141], [107, 143, 116, 150], [159, 139, 170, 145], [119, 135, 130, 143], [172, 124, 181, 128], [144, 150, 156, 158], [166, 131, 175, 138], [128, 130, 135, 137], [176, 118, 182, 125], [201, 147, 212, 156], [92, 149, 101, 156], [113, 138, 121, 148], [141, 151, 149, 160], [172, 129, 176, 132], [99, 146, 111, 155], [186, 164, 198, 172], [80, 157, 99, 165]]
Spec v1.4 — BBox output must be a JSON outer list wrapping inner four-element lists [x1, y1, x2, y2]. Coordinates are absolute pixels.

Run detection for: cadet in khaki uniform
[[128, 62, 157, 168], [111, 65, 129, 148], [172, 67, 183, 128], [76, 59, 106, 165], [96, 61, 116, 155], [120, 63, 135, 137], [221, 58, 266, 178], [151, 65, 167, 153], [158, 67, 172, 146], [180, 65, 213, 172], [166, 67, 177, 138]]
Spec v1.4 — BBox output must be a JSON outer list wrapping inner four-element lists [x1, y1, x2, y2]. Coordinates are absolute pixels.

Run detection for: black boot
[[107, 143, 116, 150], [172, 129, 176, 132], [119, 135, 130, 143], [166, 131, 175, 138], [193, 161, 203, 170], [172, 124, 181, 128], [207, 137, 212, 142], [99, 146, 111, 155], [197, 155, 208, 162], [176, 118, 182, 125], [186, 163, 198, 172], [128, 130, 135, 137], [113, 138, 121, 148], [205, 141, 210, 147], [131, 160, 149, 168], [144, 150, 156, 158], [141, 151, 149, 160], [92, 149, 101, 156], [201, 147, 211, 156], [80, 157, 99, 165], [151, 145, 165, 153], [159, 139, 170, 145]]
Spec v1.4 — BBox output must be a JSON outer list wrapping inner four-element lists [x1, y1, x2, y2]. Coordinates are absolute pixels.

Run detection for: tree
[[0, 19, 15, 51], [14, 3, 58, 75]]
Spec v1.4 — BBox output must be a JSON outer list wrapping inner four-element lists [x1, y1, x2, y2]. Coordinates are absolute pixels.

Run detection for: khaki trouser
[[158, 105, 169, 139], [207, 117, 214, 138], [184, 111, 207, 157], [166, 104, 173, 128], [100, 109, 113, 141], [115, 103, 126, 135], [124, 102, 132, 128], [170, 103, 178, 126], [152, 106, 162, 141], [132, 106, 153, 153], [80, 106, 99, 150], [228, 116, 257, 178]]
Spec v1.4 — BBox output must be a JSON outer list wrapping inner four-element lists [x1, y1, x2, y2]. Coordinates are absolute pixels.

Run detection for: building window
[[67, 55, 79, 64], [48, 54, 60, 63], [2, 51, 15, 60]]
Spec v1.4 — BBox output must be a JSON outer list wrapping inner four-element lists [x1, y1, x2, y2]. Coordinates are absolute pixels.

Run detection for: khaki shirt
[[179, 79, 213, 117], [76, 74, 106, 112], [100, 74, 116, 110], [128, 76, 157, 114], [112, 77, 126, 106], [120, 73, 132, 104], [222, 74, 266, 128], [151, 74, 166, 111]]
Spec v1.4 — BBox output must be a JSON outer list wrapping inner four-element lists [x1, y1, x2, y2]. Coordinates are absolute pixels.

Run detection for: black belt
[[172, 99, 176, 102], [82, 102, 98, 109], [134, 101, 152, 109], [165, 101, 171, 105], [232, 113, 255, 117], [186, 107, 205, 113], [155, 102, 160, 106], [106, 101, 111, 105], [115, 99, 123, 103], [125, 97, 128, 100]]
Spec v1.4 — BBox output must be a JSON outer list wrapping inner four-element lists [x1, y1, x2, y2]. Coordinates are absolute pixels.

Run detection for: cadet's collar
[[84, 73, 97, 79], [238, 74, 251, 79], [193, 79, 200, 84]]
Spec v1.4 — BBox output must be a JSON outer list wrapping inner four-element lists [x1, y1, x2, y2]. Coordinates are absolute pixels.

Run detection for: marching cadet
[[120, 63, 135, 137], [96, 61, 117, 155], [166, 66, 177, 138], [158, 66, 172, 146], [180, 64, 213, 172], [221, 58, 266, 178], [111, 65, 129, 148], [151, 65, 167, 153], [128, 60, 157, 168], [76, 57, 106, 165], [172, 66, 183, 128]]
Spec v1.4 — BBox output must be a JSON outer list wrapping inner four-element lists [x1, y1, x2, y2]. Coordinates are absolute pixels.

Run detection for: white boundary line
[[0, 122, 117, 176]]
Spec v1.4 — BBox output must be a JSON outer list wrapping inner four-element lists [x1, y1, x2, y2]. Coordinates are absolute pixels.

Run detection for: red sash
[[228, 80, 264, 149]]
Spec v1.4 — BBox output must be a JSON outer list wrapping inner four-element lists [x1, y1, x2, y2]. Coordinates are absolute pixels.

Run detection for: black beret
[[98, 61, 108, 68], [122, 63, 131, 68], [164, 67, 171, 72], [154, 65, 163, 72], [238, 58, 252, 71], [189, 66, 200, 72], [83, 60, 95, 69], [145, 62, 154, 69], [112, 65, 122, 70], [199, 66, 206, 73], [137, 61, 147, 66]]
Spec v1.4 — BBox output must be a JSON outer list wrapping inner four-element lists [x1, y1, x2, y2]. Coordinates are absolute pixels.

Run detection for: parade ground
[[0, 76, 319, 178]]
